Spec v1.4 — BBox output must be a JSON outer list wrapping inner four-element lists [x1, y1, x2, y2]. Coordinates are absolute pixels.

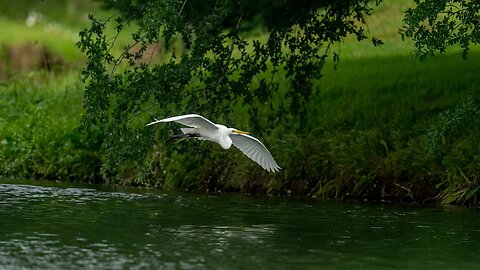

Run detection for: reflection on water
[[1, 183, 480, 269]]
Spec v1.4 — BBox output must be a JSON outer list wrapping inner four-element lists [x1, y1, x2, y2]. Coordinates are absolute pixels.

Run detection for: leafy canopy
[[401, 0, 480, 59], [77, 0, 382, 179]]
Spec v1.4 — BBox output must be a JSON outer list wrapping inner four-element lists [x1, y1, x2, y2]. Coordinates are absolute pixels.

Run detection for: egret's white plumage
[[146, 114, 281, 172]]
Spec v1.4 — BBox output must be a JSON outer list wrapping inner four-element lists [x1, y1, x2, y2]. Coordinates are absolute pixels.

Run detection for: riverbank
[[144, 52, 480, 205], [1, 0, 479, 205], [1, 51, 479, 205]]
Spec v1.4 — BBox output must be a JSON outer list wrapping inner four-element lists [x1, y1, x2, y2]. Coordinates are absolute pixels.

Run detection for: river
[[1, 183, 479, 269]]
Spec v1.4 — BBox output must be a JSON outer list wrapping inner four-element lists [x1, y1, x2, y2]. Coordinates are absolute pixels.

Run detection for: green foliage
[[309, 54, 480, 204], [425, 95, 480, 152], [77, 0, 382, 183], [424, 96, 480, 205], [401, 0, 480, 59], [4, 0, 480, 206], [70, 0, 480, 205], [0, 72, 101, 182]]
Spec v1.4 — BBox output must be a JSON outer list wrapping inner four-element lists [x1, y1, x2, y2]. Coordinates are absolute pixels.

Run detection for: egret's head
[[232, 129, 250, 135]]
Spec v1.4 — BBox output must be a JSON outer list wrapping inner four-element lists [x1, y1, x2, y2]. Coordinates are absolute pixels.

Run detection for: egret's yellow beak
[[234, 129, 250, 135]]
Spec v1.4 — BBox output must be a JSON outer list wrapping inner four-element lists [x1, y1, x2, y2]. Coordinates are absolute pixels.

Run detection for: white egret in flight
[[146, 114, 281, 173]]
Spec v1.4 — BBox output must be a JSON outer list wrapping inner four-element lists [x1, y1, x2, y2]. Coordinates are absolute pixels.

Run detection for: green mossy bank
[[1, 0, 480, 205], [1, 52, 479, 205], [140, 52, 480, 205]]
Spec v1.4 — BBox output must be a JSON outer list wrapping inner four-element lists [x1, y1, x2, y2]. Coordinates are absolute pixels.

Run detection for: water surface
[[1, 183, 480, 269]]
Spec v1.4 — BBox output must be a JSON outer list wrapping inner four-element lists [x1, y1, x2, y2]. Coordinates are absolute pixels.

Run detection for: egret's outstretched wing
[[146, 114, 218, 131], [230, 134, 281, 173]]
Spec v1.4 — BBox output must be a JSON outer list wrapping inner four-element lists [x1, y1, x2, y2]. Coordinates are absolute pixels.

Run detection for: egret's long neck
[[218, 127, 233, 149]]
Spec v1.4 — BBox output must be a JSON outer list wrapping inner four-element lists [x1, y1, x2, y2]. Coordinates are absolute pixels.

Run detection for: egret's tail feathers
[[167, 133, 200, 142]]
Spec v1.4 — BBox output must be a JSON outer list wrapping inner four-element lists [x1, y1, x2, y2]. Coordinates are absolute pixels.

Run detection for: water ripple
[[1, 183, 480, 269]]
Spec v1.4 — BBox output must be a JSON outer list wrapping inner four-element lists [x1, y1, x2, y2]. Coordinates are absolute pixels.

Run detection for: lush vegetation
[[0, 73, 99, 182], [402, 0, 480, 59], [1, 0, 480, 205]]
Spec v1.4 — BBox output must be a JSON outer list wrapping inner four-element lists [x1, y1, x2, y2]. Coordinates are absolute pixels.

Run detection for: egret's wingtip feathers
[[264, 163, 281, 173], [145, 117, 172, 127], [145, 121, 157, 127], [270, 166, 281, 173]]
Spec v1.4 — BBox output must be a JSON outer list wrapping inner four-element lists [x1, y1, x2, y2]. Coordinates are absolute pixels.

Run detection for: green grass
[[2, 0, 480, 205], [313, 54, 480, 127], [335, 0, 480, 59], [301, 53, 480, 203], [0, 0, 102, 27], [130, 51, 480, 206], [0, 72, 101, 182], [0, 0, 132, 65], [0, 0, 100, 61], [0, 18, 82, 61]]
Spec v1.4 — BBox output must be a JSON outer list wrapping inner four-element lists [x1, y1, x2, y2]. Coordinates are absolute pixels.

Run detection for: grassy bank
[[305, 53, 480, 204], [0, 0, 131, 75], [137, 52, 479, 205], [1, 0, 480, 205], [2, 53, 479, 205], [0, 72, 102, 182]]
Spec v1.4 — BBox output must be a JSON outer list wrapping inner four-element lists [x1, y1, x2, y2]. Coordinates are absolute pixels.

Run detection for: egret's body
[[146, 114, 281, 172], [182, 124, 232, 149]]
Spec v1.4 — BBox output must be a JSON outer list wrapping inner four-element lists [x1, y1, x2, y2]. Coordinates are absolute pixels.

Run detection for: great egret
[[146, 114, 281, 173]]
